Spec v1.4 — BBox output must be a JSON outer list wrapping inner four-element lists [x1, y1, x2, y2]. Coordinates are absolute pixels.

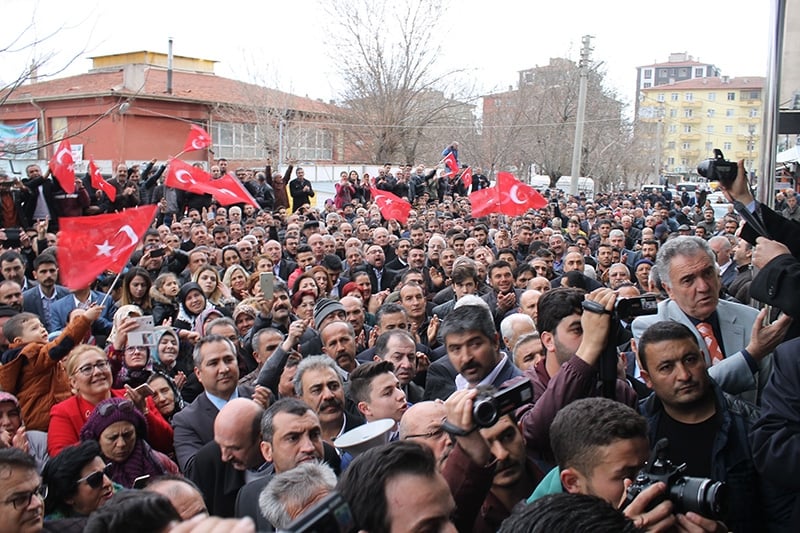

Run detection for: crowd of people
[[0, 148, 798, 533]]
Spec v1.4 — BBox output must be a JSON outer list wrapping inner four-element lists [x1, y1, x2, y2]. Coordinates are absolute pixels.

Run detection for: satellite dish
[[334, 418, 395, 456]]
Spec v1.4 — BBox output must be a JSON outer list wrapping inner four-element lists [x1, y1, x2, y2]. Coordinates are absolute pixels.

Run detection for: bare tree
[[324, 0, 476, 164]]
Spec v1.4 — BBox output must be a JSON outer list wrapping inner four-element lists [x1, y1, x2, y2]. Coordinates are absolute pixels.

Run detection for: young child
[[0, 305, 103, 431]]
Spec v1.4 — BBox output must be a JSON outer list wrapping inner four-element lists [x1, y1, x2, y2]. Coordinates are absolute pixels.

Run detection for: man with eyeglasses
[[0, 448, 45, 533]]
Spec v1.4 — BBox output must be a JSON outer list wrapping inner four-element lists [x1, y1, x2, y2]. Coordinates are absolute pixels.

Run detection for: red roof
[[643, 76, 765, 90], [3, 67, 337, 115]]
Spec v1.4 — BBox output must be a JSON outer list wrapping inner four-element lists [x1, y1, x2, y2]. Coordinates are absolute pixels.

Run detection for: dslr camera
[[697, 149, 738, 188], [472, 377, 533, 428], [614, 295, 658, 322], [624, 438, 727, 519]]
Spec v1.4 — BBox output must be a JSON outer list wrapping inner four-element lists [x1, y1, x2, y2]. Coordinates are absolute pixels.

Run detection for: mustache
[[320, 398, 343, 411]]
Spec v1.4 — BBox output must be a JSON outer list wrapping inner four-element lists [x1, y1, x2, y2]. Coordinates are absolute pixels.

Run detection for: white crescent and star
[[191, 138, 206, 150], [95, 240, 114, 257], [509, 184, 527, 205], [174, 169, 195, 185], [55, 146, 72, 164], [115, 225, 138, 248]]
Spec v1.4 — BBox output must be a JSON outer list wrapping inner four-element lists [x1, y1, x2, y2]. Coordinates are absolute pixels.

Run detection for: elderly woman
[[47, 345, 173, 457], [42, 440, 114, 521], [106, 306, 154, 390], [79, 397, 178, 488], [150, 327, 189, 389], [291, 290, 317, 322], [146, 372, 184, 423]]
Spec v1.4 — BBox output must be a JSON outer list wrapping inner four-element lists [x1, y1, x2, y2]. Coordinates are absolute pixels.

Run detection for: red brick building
[[0, 51, 349, 173]]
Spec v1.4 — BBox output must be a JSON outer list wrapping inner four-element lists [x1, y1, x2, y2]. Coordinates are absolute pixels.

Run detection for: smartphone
[[260, 272, 275, 300], [134, 383, 154, 397], [132, 475, 151, 490], [149, 247, 166, 258]]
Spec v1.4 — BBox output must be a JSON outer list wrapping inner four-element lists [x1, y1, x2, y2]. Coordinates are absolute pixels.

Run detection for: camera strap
[[441, 419, 478, 437]]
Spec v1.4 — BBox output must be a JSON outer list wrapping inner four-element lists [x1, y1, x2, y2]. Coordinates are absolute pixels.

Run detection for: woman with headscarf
[[105, 305, 153, 389], [79, 397, 178, 488], [146, 372, 184, 424], [42, 440, 115, 525], [172, 282, 214, 333], [149, 326, 190, 389]]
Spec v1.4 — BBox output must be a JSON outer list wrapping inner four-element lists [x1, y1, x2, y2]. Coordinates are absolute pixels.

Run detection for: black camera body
[[624, 439, 727, 519], [472, 377, 533, 428], [280, 491, 355, 533], [614, 295, 658, 322], [697, 149, 738, 188]]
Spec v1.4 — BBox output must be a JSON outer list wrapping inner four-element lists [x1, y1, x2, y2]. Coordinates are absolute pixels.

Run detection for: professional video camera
[[697, 149, 738, 188], [623, 438, 727, 519], [614, 295, 658, 322], [472, 377, 533, 428], [279, 491, 355, 533]]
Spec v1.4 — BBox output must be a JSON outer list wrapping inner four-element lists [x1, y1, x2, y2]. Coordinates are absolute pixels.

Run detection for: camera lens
[[472, 398, 498, 428], [669, 477, 727, 519]]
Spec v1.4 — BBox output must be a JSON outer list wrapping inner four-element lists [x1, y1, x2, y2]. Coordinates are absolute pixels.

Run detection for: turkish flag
[[370, 187, 412, 224], [49, 139, 75, 194], [209, 174, 260, 209], [469, 186, 501, 218], [496, 172, 548, 215], [88, 159, 116, 203], [461, 167, 473, 191], [164, 159, 212, 191], [57, 205, 158, 290], [443, 152, 459, 177], [183, 125, 212, 152]]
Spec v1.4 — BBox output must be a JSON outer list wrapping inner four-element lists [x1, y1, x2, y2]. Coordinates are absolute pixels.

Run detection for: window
[[727, 92, 736, 101], [679, 68, 688, 77], [707, 125, 714, 134], [685, 93, 693, 101], [707, 109, 715, 118], [726, 108, 735, 117], [723, 142, 732, 150], [212, 122, 267, 160], [670, 109, 678, 118], [684, 125, 693, 133], [682, 142, 691, 150], [657, 93, 665, 102], [643, 82, 651, 88], [644, 69, 652, 80], [724, 125, 733, 134], [671, 93, 679, 101], [746, 90, 761, 100], [287, 126, 333, 161], [749, 108, 759, 118], [708, 93, 716, 101], [684, 109, 693, 118], [667, 157, 675, 165], [668, 141, 676, 149], [705, 142, 713, 151], [669, 125, 678, 133], [695, 67, 704, 77]]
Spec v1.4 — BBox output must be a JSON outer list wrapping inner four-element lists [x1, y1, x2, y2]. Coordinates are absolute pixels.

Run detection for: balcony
[[737, 134, 759, 142], [682, 100, 703, 108], [738, 116, 760, 125], [679, 149, 700, 158], [679, 133, 701, 141], [679, 117, 702, 124], [735, 150, 758, 159]]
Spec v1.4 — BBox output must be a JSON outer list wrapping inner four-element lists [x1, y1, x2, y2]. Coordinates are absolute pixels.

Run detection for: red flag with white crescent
[[461, 167, 473, 190], [370, 186, 412, 224], [164, 159, 212, 191], [57, 205, 158, 289], [49, 139, 76, 194], [496, 172, 548, 215], [443, 152, 459, 177], [89, 159, 116, 203], [468, 186, 501, 218], [183, 124, 213, 152], [209, 174, 260, 209]]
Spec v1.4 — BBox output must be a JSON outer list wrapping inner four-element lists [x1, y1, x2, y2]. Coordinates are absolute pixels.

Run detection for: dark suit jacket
[[385, 256, 408, 272], [189, 440, 252, 518], [720, 263, 736, 290], [423, 354, 521, 401], [367, 266, 399, 292], [174, 386, 253, 473], [22, 285, 70, 330], [275, 259, 297, 282], [50, 291, 115, 335]]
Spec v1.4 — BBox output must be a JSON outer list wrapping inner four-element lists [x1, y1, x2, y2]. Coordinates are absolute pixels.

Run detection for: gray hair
[[500, 313, 535, 343], [192, 334, 237, 368], [258, 461, 337, 528], [513, 332, 541, 358], [206, 316, 237, 334], [293, 355, 340, 397], [609, 229, 625, 239], [261, 397, 314, 444], [655, 236, 717, 288], [251, 327, 284, 353]]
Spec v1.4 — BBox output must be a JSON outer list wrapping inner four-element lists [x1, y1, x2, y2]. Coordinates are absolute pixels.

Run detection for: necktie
[[696, 322, 724, 365]]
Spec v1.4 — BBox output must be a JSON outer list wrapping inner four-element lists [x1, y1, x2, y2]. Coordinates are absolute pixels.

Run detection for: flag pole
[[98, 269, 124, 308]]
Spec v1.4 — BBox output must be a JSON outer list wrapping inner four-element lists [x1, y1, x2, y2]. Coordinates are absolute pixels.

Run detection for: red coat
[[48, 389, 173, 457]]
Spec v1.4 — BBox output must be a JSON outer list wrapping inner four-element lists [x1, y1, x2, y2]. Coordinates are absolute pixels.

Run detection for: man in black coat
[[288, 167, 314, 213]]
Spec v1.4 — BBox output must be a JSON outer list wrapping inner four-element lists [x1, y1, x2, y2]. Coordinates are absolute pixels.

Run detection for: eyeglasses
[[77, 465, 110, 489], [75, 360, 110, 376], [97, 399, 135, 417], [124, 346, 147, 354], [3, 485, 47, 510], [404, 426, 447, 441]]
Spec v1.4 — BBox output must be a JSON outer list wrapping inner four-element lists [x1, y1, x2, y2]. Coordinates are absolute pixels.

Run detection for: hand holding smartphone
[[260, 272, 275, 300]]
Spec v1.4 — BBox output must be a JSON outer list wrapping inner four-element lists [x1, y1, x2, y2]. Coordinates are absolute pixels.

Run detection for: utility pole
[[570, 35, 592, 196]]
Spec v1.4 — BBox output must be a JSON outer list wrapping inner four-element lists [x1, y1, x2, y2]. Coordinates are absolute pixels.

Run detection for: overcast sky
[[4, 0, 772, 113]]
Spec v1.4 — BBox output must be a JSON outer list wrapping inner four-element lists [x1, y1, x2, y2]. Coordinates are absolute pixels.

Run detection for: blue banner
[[0, 119, 39, 159]]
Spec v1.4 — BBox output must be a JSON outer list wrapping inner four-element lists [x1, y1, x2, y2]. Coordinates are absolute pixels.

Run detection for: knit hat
[[0, 392, 20, 408], [178, 282, 205, 307], [79, 397, 148, 442], [313, 298, 345, 330], [232, 304, 257, 323], [634, 258, 654, 270]]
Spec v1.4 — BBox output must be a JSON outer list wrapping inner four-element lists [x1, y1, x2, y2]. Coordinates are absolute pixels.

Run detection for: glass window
[[669, 125, 677, 133], [685, 93, 693, 101], [695, 67, 704, 77], [749, 108, 759, 118], [727, 92, 736, 101], [707, 109, 715, 118], [212, 122, 268, 160], [668, 141, 676, 149], [707, 125, 714, 133], [671, 93, 679, 101], [644, 82, 651, 88], [644, 69, 652, 80], [682, 142, 691, 150], [287, 127, 333, 161], [670, 109, 678, 118], [705, 142, 713, 151], [725, 125, 733, 134], [708, 93, 716, 101], [668, 157, 675, 165], [726, 109, 735, 117], [684, 125, 693, 133], [684, 109, 693, 118], [657, 93, 665, 102], [723, 142, 732, 150]]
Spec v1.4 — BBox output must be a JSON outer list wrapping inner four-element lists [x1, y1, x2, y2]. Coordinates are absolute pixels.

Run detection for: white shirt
[[455, 354, 508, 391]]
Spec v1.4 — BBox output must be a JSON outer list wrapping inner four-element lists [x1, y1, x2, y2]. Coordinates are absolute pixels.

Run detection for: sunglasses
[[97, 399, 135, 418], [77, 465, 110, 489]]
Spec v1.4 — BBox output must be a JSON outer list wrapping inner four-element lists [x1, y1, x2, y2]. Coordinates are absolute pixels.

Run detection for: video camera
[[697, 149, 738, 188], [472, 377, 533, 428], [278, 491, 355, 533], [623, 438, 727, 519], [614, 295, 658, 322]]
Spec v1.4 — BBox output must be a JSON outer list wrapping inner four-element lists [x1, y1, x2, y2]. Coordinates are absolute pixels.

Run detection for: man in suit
[[0, 251, 36, 292], [189, 398, 266, 518], [174, 335, 254, 473], [365, 244, 398, 292], [429, 301, 522, 402], [49, 286, 115, 336], [264, 240, 297, 282], [632, 236, 791, 405], [235, 398, 334, 530], [373, 330, 424, 403], [386, 238, 410, 272], [22, 253, 69, 332], [708, 235, 736, 291], [481, 260, 524, 329]]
